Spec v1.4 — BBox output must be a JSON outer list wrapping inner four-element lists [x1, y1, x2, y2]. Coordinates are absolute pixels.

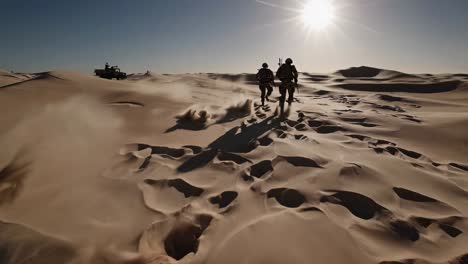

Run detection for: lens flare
[[301, 0, 335, 31]]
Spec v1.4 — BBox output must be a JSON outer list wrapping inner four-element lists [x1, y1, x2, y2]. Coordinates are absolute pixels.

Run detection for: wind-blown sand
[[1, 66, 467, 264]]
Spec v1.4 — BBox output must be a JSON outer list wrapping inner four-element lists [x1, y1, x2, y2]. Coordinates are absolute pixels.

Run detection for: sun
[[301, 0, 335, 31]]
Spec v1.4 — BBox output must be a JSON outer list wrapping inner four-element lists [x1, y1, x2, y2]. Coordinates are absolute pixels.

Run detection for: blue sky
[[1, 0, 467, 74]]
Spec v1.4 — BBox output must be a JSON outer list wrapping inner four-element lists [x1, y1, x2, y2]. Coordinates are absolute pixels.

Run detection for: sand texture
[[1, 66, 468, 264]]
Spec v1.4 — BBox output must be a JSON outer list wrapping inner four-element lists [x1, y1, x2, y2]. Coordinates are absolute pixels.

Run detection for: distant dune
[[0, 69, 36, 87], [332, 66, 467, 93], [1, 67, 468, 264], [335, 66, 420, 79]]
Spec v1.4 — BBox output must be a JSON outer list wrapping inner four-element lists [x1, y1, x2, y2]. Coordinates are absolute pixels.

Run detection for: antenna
[[278, 58, 283, 67]]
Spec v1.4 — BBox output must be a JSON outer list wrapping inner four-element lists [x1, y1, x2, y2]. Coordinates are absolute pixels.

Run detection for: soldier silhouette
[[256, 63, 275, 106], [276, 58, 298, 114]]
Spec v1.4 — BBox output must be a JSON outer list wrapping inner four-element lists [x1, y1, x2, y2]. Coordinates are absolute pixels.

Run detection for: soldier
[[276, 58, 298, 106], [256, 63, 275, 106], [105, 62, 110, 71]]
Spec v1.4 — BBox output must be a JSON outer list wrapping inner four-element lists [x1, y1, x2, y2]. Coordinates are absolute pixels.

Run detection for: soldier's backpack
[[277, 64, 295, 80]]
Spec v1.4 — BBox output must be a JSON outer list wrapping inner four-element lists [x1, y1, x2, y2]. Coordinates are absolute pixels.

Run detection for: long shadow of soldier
[[165, 101, 252, 133], [177, 116, 282, 173]]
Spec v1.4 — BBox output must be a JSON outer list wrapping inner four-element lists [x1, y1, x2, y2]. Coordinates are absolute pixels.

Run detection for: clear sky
[[1, 0, 467, 74]]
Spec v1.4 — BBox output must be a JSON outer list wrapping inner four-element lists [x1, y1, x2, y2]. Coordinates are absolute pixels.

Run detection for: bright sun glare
[[301, 0, 335, 31]]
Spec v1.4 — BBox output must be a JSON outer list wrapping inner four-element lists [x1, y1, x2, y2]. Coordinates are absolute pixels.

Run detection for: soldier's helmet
[[262, 63, 268, 68], [285, 58, 293, 65]]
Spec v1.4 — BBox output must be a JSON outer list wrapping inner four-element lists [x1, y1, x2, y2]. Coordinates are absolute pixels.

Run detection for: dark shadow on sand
[[177, 116, 282, 173], [165, 102, 252, 133], [0, 161, 29, 206]]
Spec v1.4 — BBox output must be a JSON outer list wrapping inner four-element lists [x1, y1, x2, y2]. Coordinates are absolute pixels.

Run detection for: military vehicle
[[94, 63, 127, 80]]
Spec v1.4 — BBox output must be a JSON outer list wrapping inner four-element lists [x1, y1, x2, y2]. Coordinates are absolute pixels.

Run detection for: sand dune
[[335, 66, 423, 80], [336, 80, 463, 93], [0, 69, 35, 87], [0, 66, 467, 264], [333, 66, 466, 93]]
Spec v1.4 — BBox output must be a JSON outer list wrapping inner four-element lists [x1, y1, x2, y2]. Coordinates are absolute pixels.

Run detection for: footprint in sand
[[108, 101, 145, 108], [376, 104, 405, 112], [258, 136, 274, 146], [352, 122, 379, 128], [275, 131, 287, 139], [334, 109, 363, 115], [285, 120, 299, 127], [255, 111, 268, 119], [183, 145, 203, 155], [139, 179, 204, 214], [379, 260, 420, 264], [138, 156, 152, 171], [277, 124, 289, 131], [141, 214, 213, 261], [266, 188, 306, 208], [377, 94, 405, 102], [449, 163, 468, 172], [450, 254, 468, 264], [346, 135, 427, 161], [262, 105, 272, 112], [247, 160, 274, 179], [372, 146, 424, 160], [347, 134, 396, 147], [0, 161, 28, 206], [315, 90, 330, 96], [127, 144, 188, 159], [308, 120, 326, 128], [294, 134, 308, 141], [124, 144, 194, 171], [279, 156, 322, 168], [210, 191, 238, 209], [246, 117, 257, 124], [413, 215, 464, 238], [144, 179, 204, 198], [439, 223, 463, 237], [321, 190, 423, 241], [392, 114, 422, 123], [294, 123, 308, 131], [217, 152, 251, 165], [315, 125, 347, 134], [409, 104, 422, 108], [349, 136, 468, 178], [393, 187, 438, 202], [389, 220, 420, 241], [320, 190, 386, 220], [340, 117, 379, 128], [243, 155, 323, 182]]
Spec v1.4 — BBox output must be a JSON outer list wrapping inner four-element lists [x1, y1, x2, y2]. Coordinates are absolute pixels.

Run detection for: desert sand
[[1, 66, 467, 264]]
